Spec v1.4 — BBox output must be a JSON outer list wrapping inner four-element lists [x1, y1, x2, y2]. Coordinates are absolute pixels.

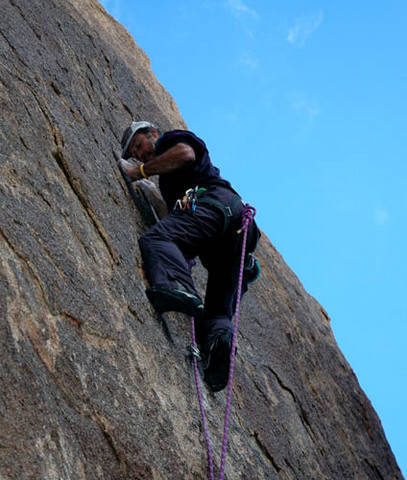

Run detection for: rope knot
[[237, 204, 256, 234]]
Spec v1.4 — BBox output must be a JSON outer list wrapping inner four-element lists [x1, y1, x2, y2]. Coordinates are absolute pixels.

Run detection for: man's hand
[[115, 153, 143, 181], [119, 158, 143, 181]]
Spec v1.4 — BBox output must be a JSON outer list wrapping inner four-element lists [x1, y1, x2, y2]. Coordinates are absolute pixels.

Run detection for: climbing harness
[[189, 204, 256, 480], [174, 185, 243, 234]]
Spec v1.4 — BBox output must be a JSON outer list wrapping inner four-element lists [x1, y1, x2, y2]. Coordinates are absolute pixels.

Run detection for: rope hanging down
[[190, 204, 256, 480]]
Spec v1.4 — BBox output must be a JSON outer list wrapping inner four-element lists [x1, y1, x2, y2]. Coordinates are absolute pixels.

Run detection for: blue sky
[[100, 1, 406, 474]]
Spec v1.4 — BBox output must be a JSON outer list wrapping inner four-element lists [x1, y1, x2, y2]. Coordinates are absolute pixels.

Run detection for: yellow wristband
[[139, 163, 149, 179]]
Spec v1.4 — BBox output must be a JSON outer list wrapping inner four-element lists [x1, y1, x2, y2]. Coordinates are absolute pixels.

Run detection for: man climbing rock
[[118, 121, 260, 391]]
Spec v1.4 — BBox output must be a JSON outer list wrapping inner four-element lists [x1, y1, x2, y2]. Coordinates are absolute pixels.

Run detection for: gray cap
[[121, 121, 156, 159]]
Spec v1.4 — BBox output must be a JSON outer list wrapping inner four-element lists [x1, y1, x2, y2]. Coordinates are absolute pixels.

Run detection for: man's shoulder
[[156, 130, 207, 156], [161, 129, 202, 139]]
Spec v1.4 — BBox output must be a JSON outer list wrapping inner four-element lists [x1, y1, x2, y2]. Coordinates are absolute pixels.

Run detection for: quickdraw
[[174, 186, 207, 212]]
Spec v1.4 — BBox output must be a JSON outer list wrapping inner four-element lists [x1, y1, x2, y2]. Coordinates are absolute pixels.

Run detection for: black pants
[[139, 187, 259, 340]]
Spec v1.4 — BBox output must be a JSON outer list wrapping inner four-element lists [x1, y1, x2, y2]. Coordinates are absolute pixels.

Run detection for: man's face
[[128, 130, 159, 163]]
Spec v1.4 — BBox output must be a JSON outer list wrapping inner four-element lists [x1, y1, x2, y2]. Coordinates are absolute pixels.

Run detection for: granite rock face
[[0, 0, 403, 479]]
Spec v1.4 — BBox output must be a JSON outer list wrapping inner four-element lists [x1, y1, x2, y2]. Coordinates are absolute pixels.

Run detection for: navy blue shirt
[[155, 130, 234, 210]]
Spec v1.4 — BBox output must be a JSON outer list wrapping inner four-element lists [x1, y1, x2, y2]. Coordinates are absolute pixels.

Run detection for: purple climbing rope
[[218, 204, 256, 479], [190, 316, 214, 480], [191, 204, 256, 479]]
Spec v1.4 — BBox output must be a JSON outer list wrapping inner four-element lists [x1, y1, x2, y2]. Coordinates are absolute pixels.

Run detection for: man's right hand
[[118, 158, 140, 180], [115, 152, 143, 181]]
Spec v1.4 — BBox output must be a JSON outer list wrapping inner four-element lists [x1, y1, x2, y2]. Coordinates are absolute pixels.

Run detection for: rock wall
[[0, 0, 403, 478]]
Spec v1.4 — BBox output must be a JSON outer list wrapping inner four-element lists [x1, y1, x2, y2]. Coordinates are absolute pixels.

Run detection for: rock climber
[[118, 121, 260, 392]]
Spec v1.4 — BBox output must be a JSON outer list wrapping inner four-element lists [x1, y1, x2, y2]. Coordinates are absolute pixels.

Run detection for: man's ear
[[150, 127, 160, 140]]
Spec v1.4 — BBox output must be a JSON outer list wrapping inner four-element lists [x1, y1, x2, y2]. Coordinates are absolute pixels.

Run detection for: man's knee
[[139, 230, 161, 259], [139, 222, 166, 250], [138, 232, 149, 253]]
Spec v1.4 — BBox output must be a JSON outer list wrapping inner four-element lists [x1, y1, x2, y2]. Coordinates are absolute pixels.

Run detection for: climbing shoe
[[244, 253, 261, 284], [146, 286, 204, 318], [203, 329, 233, 392]]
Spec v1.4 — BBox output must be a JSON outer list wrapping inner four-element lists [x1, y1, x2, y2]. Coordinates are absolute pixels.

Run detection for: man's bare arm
[[121, 143, 195, 180]]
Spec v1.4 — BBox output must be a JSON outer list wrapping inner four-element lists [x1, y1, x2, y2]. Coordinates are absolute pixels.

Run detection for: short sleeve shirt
[[155, 130, 233, 210]]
